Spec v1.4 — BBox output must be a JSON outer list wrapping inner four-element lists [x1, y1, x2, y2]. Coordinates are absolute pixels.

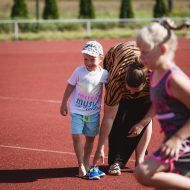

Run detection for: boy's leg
[[135, 121, 152, 166], [72, 134, 86, 177], [83, 136, 95, 171], [135, 157, 190, 189], [83, 113, 100, 170], [71, 113, 87, 177]]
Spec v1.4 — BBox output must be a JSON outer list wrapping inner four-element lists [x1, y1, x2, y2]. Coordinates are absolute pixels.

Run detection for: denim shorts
[[71, 112, 100, 137]]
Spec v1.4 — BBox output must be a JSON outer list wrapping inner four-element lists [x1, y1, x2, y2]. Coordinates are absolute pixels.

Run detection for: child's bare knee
[[134, 165, 152, 186]]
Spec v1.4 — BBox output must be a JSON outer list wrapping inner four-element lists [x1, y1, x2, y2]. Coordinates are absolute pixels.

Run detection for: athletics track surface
[[0, 38, 189, 190]]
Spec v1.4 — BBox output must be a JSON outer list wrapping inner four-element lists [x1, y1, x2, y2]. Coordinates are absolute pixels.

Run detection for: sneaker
[[88, 167, 100, 180], [97, 167, 106, 177], [107, 163, 121, 176]]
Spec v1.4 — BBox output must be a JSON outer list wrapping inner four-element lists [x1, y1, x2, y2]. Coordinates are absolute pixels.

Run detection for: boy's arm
[[60, 83, 75, 116]]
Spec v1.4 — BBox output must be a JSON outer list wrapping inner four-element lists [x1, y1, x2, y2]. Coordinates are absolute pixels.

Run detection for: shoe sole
[[107, 170, 121, 176], [89, 176, 100, 180], [99, 173, 106, 177]]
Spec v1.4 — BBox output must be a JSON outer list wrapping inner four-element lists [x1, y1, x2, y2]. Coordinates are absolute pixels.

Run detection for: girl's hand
[[127, 123, 144, 137], [160, 136, 182, 160]]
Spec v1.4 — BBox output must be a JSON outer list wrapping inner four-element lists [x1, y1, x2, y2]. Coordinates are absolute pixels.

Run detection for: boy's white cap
[[81, 41, 104, 57]]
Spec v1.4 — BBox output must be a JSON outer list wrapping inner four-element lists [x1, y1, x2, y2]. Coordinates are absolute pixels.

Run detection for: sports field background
[[0, 37, 189, 190]]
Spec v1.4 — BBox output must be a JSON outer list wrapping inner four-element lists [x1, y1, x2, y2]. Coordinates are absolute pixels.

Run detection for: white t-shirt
[[68, 66, 108, 116]]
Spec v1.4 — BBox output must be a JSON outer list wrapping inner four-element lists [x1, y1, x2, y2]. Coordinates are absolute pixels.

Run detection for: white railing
[[0, 17, 188, 40]]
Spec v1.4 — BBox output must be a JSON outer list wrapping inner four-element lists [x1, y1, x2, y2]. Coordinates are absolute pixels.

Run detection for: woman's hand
[[93, 147, 105, 165], [127, 123, 144, 137]]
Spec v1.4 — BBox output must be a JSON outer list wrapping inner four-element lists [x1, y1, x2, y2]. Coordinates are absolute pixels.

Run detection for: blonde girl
[[134, 18, 190, 190]]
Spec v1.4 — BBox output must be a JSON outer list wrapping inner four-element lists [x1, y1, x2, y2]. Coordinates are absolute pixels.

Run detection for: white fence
[[0, 17, 188, 40]]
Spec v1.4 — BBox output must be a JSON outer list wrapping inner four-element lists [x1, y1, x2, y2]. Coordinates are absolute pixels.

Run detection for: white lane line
[[0, 144, 102, 158], [0, 96, 61, 104], [0, 144, 75, 156], [0, 144, 136, 162]]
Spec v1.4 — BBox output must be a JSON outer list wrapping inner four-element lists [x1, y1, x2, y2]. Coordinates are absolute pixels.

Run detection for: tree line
[[11, 0, 173, 20]]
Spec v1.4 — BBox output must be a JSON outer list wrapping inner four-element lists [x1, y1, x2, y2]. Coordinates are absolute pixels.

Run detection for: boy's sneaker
[[97, 167, 106, 177], [88, 167, 100, 180]]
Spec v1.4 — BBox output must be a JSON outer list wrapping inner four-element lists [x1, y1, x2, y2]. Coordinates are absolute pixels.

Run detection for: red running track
[[0, 38, 189, 190]]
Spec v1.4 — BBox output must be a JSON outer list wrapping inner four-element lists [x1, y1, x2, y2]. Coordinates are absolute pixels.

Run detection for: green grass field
[[0, 0, 189, 41], [1, 0, 190, 19]]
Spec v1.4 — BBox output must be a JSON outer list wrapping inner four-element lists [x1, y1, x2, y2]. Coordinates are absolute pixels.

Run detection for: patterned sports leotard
[[150, 65, 190, 176]]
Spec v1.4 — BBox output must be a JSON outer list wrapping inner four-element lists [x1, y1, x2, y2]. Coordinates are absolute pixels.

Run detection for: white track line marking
[[0, 144, 136, 162], [0, 96, 136, 163], [0, 96, 61, 104], [0, 144, 75, 156]]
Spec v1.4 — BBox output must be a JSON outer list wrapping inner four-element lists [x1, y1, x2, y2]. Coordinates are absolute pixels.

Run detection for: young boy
[[60, 41, 108, 179]]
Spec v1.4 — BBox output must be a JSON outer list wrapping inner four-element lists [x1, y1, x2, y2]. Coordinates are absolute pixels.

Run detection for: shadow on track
[[0, 165, 134, 183], [0, 167, 79, 183]]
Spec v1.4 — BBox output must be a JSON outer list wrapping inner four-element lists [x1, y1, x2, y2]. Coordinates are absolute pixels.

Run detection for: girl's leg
[[135, 121, 152, 166], [135, 157, 190, 189], [83, 136, 95, 171], [72, 134, 86, 177]]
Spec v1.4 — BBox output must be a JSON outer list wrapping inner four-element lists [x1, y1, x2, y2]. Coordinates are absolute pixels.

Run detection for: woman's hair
[[136, 18, 190, 60], [125, 60, 147, 88]]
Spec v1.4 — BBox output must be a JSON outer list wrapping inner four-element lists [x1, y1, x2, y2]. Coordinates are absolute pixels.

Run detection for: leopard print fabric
[[103, 41, 150, 106]]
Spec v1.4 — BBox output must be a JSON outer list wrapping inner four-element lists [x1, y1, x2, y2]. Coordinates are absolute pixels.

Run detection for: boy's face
[[83, 53, 102, 72]]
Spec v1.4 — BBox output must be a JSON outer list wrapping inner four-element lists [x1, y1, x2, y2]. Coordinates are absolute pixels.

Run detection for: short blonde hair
[[136, 21, 177, 61], [137, 18, 190, 61]]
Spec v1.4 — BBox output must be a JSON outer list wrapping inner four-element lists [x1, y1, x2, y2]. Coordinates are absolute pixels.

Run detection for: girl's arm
[[160, 117, 190, 160], [170, 74, 190, 140], [160, 74, 190, 159]]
